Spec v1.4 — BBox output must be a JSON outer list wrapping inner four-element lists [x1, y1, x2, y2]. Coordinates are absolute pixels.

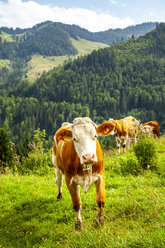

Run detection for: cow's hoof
[[75, 220, 83, 231], [96, 213, 104, 226], [57, 192, 63, 200], [98, 215, 104, 226], [93, 214, 104, 228]]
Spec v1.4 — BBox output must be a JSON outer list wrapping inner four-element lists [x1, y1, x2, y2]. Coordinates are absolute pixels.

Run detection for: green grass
[[0, 31, 14, 43], [0, 59, 11, 70], [71, 37, 108, 56], [24, 54, 68, 82], [0, 138, 165, 248]]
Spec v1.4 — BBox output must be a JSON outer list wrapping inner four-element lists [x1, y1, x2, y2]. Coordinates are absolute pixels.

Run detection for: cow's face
[[140, 124, 154, 134], [55, 118, 115, 165], [72, 122, 98, 164]]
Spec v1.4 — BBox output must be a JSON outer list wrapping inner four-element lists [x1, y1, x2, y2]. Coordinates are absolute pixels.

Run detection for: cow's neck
[[70, 167, 100, 193]]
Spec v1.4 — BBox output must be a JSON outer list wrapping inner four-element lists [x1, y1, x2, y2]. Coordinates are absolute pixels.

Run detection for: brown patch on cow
[[143, 121, 161, 138]]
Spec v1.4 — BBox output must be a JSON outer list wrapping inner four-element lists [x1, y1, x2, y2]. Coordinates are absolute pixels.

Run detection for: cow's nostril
[[82, 154, 95, 163]]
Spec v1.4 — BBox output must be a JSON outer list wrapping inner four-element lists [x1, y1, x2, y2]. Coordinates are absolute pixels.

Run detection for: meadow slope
[[0, 137, 165, 248]]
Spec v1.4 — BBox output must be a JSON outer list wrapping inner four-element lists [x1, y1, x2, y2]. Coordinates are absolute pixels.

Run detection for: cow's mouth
[[82, 163, 92, 171]]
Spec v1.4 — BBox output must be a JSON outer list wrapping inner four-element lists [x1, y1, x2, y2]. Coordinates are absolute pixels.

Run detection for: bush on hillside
[[0, 128, 19, 173], [134, 136, 158, 170], [18, 128, 53, 175], [20, 149, 53, 175], [120, 154, 143, 176]]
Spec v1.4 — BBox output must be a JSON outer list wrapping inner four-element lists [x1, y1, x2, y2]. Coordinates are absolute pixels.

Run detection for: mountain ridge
[[0, 21, 157, 82]]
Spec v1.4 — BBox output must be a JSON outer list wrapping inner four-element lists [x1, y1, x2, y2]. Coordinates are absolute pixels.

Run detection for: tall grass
[[0, 137, 165, 248]]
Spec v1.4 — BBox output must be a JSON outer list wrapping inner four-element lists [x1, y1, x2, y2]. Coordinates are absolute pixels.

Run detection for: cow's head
[[140, 124, 154, 134], [55, 117, 115, 165]]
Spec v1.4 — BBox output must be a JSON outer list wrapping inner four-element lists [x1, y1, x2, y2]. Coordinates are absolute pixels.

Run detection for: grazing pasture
[[0, 137, 165, 248]]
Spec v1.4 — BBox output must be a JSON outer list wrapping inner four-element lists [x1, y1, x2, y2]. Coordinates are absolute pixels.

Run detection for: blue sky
[[0, 0, 165, 31]]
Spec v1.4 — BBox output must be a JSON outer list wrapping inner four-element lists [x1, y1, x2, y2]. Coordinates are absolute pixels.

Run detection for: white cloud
[[0, 0, 134, 31], [109, 0, 117, 5]]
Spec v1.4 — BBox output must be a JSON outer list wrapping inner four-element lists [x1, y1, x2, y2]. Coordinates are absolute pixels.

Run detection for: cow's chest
[[70, 171, 102, 193]]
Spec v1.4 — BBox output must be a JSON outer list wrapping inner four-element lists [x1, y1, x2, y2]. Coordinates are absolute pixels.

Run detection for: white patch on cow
[[76, 204, 82, 222], [55, 166, 64, 194], [52, 150, 56, 166], [52, 151, 64, 195], [60, 141, 65, 158], [61, 122, 72, 127], [72, 118, 98, 164], [108, 118, 114, 122], [110, 130, 115, 135], [140, 125, 154, 134], [54, 135, 58, 147], [70, 172, 102, 193]]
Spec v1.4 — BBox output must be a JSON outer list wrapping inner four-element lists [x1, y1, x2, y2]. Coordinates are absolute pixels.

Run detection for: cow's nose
[[82, 153, 95, 164]]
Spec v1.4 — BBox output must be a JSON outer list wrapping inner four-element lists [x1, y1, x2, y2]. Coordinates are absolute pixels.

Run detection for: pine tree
[[0, 128, 13, 168]]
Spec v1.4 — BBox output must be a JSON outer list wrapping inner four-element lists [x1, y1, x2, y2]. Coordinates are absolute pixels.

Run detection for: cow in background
[[108, 116, 140, 154], [142, 121, 161, 138], [52, 117, 116, 230], [130, 120, 161, 138]]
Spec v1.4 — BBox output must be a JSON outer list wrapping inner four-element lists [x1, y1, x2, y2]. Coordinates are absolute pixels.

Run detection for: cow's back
[[116, 119, 131, 135]]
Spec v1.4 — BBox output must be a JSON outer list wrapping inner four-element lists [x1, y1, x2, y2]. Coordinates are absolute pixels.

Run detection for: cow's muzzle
[[82, 153, 95, 164]]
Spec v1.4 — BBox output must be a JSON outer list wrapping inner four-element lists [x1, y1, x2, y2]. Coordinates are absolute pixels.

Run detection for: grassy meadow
[[0, 31, 14, 43], [0, 137, 165, 248], [24, 37, 108, 82], [0, 59, 11, 70]]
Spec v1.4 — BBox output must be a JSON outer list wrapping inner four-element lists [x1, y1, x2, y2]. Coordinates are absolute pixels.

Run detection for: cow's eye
[[94, 135, 98, 139], [73, 138, 78, 142]]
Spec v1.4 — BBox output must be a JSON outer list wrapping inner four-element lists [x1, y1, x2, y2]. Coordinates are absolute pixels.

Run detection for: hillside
[[0, 23, 165, 144], [24, 38, 108, 82], [0, 21, 157, 81]]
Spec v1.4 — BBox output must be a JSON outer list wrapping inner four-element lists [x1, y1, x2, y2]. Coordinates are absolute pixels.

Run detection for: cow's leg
[[55, 166, 64, 199], [127, 137, 131, 149], [95, 173, 105, 226], [116, 136, 121, 154], [133, 135, 137, 145], [123, 136, 128, 153], [66, 177, 82, 230]]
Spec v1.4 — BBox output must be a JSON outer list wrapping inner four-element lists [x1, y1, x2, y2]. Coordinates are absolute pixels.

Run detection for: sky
[[0, 0, 165, 32]]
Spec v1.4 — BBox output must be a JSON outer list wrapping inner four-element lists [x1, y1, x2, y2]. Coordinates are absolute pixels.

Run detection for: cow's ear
[[96, 122, 116, 136], [56, 128, 72, 142]]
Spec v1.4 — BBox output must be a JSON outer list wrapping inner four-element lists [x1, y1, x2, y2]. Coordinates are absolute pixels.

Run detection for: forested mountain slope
[[0, 23, 165, 144], [0, 21, 157, 83]]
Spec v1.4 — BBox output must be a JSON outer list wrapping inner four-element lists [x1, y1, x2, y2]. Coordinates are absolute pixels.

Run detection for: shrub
[[0, 128, 13, 167], [15, 129, 53, 175], [134, 136, 158, 170], [20, 149, 53, 175], [0, 128, 19, 173], [120, 154, 142, 176]]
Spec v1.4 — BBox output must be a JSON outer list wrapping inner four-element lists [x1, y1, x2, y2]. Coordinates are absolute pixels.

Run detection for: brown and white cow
[[130, 120, 161, 138], [130, 124, 154, 137], [108, 116, 140, 154], [52, 117, 115, 230], [142, 121, 161, 138]]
